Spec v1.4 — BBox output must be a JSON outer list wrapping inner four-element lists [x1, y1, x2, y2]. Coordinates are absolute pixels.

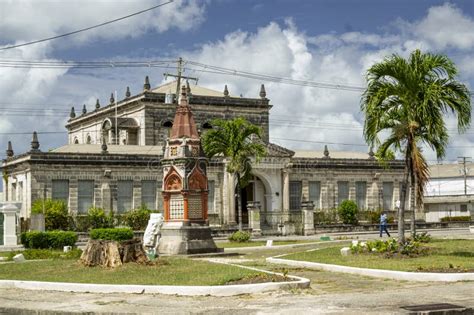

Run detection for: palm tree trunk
[[398, 155, 410, 244], [410, 173, 416, 237], [236, 173, 243, 231]]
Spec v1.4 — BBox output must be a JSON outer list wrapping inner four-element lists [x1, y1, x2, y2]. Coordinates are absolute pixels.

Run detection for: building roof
[[293, 150, 371, 159], [428, 163, 472, 179], [51, 144, 163, 155], [152, 81, 227, 97]]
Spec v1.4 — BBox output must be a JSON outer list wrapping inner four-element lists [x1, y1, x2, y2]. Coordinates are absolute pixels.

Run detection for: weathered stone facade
[[2, 80, 407, 235]]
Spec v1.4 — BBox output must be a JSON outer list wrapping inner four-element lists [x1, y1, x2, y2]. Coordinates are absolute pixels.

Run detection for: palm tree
[[202, 117, 266, 231], [361, 49, 471, 243]]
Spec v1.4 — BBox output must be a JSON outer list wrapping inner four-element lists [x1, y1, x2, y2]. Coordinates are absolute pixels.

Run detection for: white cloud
[[414, 3, 474, 51]]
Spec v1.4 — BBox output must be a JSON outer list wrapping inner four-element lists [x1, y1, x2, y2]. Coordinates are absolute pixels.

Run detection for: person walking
[[380, 212, 391, 237]]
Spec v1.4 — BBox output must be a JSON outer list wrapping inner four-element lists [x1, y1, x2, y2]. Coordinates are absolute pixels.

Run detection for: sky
[[0, 0, 474, 168]]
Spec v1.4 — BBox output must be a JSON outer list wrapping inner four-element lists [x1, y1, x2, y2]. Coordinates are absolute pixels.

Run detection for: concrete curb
[[222, 240, 348, 252], [0, 262, 310, 297], [266, 257, 474, 282]]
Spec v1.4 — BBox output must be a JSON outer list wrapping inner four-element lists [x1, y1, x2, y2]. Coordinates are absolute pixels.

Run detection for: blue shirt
[[380, 214, 388, 225]]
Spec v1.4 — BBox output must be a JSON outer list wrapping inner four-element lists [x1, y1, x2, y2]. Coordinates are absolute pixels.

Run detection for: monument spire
[[169, 85, 200, 140]]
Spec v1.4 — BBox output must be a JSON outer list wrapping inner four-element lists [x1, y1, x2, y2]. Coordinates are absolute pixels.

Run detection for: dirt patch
[[226, 273, 291, 285]]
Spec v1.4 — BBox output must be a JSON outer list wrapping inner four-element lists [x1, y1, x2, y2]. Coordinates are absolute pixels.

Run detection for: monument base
[[158, 222, 223, 255]]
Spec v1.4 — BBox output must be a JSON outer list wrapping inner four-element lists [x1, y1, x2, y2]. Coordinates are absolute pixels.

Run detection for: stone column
[[301, 200, 315, 236], [282, 169, 290, 214], [248, 201, 261, 236], [228, 172, 236, 225], [0, 203, 20, 246]]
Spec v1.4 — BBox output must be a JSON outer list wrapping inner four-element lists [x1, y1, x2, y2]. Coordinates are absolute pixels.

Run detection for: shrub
[[21, 231, 77, 249], [350, 238, 427, 257], [90, 228, 134, 241], [337, 200, 359, 225], [87, 207, 113, 229], [440, 216, 471, 222], [31, 199, 69, 230], [122, 205, 156, 230], [228, 231, 251, 243]]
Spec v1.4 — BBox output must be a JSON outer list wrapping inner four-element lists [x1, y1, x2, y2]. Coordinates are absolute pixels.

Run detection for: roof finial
[[82, 104, 87, 114], [125, 86, 131, 98], [223, 85, 229, 97], [110, 93, 115, 104], [31, 131, 40, 152], [180, 84, 188, 105], [6, 141, 14, 157], [70, 106, 76, 119], [323, 145, 330, 158], [143, 75, 151, 91], [368, 146, 375, 160], [95, 99, 100, 110], [259, 84, 266, 98]]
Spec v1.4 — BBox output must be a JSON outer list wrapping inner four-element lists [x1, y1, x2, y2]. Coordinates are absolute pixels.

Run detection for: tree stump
[[80, 238, 149, 267]]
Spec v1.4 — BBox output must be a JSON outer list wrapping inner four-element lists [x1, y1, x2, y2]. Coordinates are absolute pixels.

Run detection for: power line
[[0, 1, 174, 51]]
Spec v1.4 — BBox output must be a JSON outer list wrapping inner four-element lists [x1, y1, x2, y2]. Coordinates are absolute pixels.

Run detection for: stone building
[[1, 78, 407, 235]]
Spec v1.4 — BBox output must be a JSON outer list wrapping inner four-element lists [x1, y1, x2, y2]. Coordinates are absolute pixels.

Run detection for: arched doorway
[[235, 175, 269, 226]]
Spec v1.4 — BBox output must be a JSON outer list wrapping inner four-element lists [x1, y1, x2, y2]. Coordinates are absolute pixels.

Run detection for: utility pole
[[458, 156, 471, 195], [163, 57, 198, 103]]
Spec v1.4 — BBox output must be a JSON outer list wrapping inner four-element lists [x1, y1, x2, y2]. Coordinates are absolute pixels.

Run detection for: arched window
[[162, 120, 173, 128], [86, 135, 92, 144], [73, 137, 79, 144]]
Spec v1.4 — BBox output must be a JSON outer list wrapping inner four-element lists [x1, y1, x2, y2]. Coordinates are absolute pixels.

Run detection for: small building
[[424, 163, 474, 222], [1, 78, 407, 234]]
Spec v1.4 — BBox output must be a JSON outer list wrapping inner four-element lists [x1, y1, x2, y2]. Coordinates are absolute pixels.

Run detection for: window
[[18, 182, 23, 201], [355, 181, 367, 210], [11, 183, 16, 201], [308, 181, 321, 209], [208, 180, 215, 213], [86, 135, 91, 144], [289, 181, 302, 211], [52, 180, 69, 202], [461, 204, 468, 212], [78, 180, 94, 214], [141, 181, 156, 210], [337, 181, 349, 205], [117, 180, 133, 213], [157, 181, 163, 210], [383, 182, 394, 211]]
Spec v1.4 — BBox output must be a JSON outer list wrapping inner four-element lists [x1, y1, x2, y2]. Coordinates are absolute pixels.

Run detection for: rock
[[63, 246, 72, 253], [266, 240, 273, 247], [13, 254, 25, 263], [340, 247, 351, 256]]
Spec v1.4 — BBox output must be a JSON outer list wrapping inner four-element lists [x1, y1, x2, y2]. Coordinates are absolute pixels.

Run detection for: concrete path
[[0, 281, 472, 314]]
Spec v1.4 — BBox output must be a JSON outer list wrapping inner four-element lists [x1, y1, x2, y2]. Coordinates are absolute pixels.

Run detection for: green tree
[[202, 117, 266, 231], [361, 49, 471, 243]]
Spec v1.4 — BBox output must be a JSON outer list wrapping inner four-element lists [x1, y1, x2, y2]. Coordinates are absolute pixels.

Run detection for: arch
[[162, 120, 173, 128], [188, 166, 207, 190], [163, 167, 182, 191], [86, 134, 92, 144], [73, 137, 79, 144]]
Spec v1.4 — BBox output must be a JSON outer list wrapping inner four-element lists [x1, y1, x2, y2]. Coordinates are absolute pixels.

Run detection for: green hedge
[[90, 228, 134, 241], [337, 200, 359, 225], [228, 231, 251, 243], [440, 216, 471, 222], [20, 231, 77, 249]]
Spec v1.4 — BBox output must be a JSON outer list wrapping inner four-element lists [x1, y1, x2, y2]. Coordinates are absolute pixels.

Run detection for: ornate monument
[[158, 86, 221, 255]]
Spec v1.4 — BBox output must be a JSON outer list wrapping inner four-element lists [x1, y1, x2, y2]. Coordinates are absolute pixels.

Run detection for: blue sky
[[0, 0, 474, 169]]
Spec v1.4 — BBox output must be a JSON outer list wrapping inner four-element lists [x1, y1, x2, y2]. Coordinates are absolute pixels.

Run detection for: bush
[[440, 216, 471, 222], [87, 207, 113, 229], [228, 231, 251, 243], [409, 232, 432, 243], [337, 200, 359, 225], [350, 238, 428, 257], [90, 228, 134, 241], [21, 231, 77, 249], [31, 199, 69, 230], [122, 205, 155, 230]]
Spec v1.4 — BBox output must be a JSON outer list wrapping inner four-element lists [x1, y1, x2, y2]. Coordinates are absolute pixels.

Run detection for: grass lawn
[[0, 257, 262, 285], [218, 240, 316, 248], [282, 239, 474, 272]]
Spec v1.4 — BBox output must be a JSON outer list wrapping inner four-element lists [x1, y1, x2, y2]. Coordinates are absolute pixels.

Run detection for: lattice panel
[[170, 195, 184, 220], [188, 195, 203, 219]]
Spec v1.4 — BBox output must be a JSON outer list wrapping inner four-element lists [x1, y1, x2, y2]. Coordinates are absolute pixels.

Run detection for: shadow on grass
[[450, 251, 474, 258]]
